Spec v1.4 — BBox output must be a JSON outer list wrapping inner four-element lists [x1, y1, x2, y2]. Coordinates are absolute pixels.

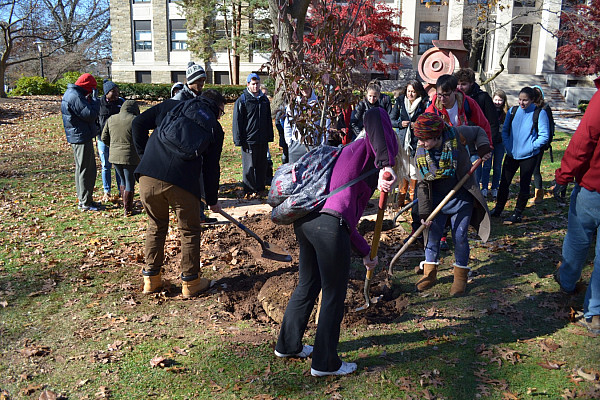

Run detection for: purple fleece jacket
[[321, 108, 398, 256]]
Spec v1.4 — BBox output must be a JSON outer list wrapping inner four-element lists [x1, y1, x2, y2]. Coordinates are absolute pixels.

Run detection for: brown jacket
[[416, 125, 491, 242]]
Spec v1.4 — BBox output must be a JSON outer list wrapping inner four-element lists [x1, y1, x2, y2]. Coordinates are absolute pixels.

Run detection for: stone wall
[[110, 2, 132, 63]]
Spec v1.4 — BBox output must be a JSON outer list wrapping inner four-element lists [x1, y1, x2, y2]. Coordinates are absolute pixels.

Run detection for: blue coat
[[61, 84, 100, 144], [502, 103, 550, 160]]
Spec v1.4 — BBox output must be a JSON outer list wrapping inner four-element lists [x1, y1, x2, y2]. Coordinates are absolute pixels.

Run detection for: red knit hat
[[74, 73, 97, 94]]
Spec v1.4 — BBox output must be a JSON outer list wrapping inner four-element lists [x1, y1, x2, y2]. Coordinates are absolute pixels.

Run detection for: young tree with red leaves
[[304, 0, 411, 73], [556, 0, 600, 76]]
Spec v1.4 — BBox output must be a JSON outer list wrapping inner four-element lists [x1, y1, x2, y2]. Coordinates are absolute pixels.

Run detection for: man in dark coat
[[61, 73, 101, 211], [232, 73, 274, 197], [98, 79, 125, 202], [455, 68, 499, 191], [132, 90, 226, 298]]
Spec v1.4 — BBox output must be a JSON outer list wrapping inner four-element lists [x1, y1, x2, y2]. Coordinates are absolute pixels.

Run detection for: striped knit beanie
[[186, 62, 206, 84], [413, 113, 444, 140]]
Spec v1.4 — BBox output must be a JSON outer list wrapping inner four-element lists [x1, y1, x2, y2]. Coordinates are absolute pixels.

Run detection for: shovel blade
[[261, 241, 292, 263]]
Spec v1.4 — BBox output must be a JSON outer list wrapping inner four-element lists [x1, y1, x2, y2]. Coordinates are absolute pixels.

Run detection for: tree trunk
[[0, 65, 6, 98], [232, 54, 240, 85]]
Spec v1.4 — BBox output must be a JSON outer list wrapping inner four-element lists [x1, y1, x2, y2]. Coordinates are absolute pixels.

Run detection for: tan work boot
[[142, 272, 163, 294], [416, 261, 438, 291], [408, 179, 417, 202], [397, 179, 409, 207], [182, 277, 213, 298], [530, 188, 544, 205], [450, 266, 470, 296]]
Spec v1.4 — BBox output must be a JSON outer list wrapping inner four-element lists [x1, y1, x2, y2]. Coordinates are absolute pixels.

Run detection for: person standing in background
[[61, 73, 101, 211], [98, 79, 124, 203], [232, 73, 274, 198]]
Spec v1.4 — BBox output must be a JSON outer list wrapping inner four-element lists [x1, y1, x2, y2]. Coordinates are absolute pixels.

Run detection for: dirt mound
[[193, 213, 416, 328]]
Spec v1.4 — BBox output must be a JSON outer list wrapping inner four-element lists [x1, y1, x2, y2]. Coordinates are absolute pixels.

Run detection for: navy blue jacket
[[61, 84, 100, 144], [232, 90, 274, 146], [132, 97, 224, 205]]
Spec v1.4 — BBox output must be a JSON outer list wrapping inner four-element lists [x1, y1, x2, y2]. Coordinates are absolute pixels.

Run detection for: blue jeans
[[114, 164, 136, 192], [481, 143, 505, 191], [425, 202, 473, 267], [470, 154, 483, 184], [97, 139, 121, 194], [558, 185, 600, 318]]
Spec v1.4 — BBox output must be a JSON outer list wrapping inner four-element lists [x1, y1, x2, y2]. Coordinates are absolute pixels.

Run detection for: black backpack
[[508, 104, 555, 151], [156, 97, 217, 160]]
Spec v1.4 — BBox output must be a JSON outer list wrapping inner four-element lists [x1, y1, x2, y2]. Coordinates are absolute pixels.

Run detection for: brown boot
[[142, 271, 162, 294], [408, 179, 417, 203], [182, 277, 213, 298], [416, 261, 438, 291], [123, 191, 134, 216], [450, 266, 469, 296], [397, 179, 409, 207], [534, 188, 544, 204]]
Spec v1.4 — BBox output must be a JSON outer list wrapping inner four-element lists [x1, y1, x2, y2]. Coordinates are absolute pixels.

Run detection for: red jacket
[[425, 90, 492, 146], [555, 78, 600, 193]]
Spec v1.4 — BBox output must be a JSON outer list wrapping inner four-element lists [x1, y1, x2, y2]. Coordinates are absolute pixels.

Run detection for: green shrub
[[115, 82, 246, 102], [578, 99, 589, 113], [10, 76, 57, 95], [55, 71, 82, 94]]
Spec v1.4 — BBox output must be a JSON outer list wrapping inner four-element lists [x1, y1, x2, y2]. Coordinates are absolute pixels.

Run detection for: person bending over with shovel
[[274, 108, 398, 376], [413, 113, 491, 296]]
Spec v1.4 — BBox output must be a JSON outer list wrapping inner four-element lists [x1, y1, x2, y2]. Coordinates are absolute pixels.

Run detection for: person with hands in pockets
[[412, 113, 491, 296], [274, 107, 397, 377]]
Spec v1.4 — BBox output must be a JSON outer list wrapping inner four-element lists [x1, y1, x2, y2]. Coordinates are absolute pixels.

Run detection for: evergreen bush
[[10, 76, 57, 96]]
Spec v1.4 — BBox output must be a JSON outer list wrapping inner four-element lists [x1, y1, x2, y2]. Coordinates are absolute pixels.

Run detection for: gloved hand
[[241, 143, 249, 152], [363, 254, 378, 270], [377, 166, 396, 193]]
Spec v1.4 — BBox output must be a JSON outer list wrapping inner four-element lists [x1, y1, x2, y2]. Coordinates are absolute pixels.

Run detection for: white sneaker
[[274, 344, 313, 358], [311, 361, 357, 377], [491, 189, 498, 198], [481, 189, 488, 197]]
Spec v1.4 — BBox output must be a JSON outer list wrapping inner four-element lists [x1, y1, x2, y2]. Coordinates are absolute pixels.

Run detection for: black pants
[[495, 153, 541, 212], [532, 150, 544, 190], [275, 213, 350, 372], [241, 143, 268, 194]]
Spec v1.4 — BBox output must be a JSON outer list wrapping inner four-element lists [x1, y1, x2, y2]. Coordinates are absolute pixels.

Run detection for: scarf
[[414, 126, 458, 181], [403, 96, 422, 151]]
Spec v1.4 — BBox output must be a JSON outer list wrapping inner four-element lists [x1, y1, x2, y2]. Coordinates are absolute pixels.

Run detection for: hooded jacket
[[98, 95, 125, 134], [232, 88, 274, 146], [425, 90, 492, 146], [172, 84, 197, 101], [350, 93, 393, 137], [61, 83, 100, 144], [101, 100, 141, 166], [321, 108, 398, 257], [466, 82, 500, 145], [133, 97, 224, 205], [502, 102, 550, 160], [416, 125, 491, 242]]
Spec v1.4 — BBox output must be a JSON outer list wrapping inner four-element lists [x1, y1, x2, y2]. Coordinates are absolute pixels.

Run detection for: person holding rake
[[412, 113, 492, 296]]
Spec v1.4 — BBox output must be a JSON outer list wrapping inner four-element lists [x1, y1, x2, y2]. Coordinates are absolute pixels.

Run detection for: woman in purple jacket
[[274, 108, 398, 377]]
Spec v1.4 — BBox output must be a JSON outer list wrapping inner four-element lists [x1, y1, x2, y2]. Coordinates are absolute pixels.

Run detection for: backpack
[[508, 104, 555, 151], [268, 145, 378, 225], [156, 97, 216, 160]]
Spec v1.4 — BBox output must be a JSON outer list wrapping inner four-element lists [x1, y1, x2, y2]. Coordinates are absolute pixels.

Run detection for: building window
[[418, 22, 440, 55], [134, 20, 152, 51], [514, 0, 535, 6], [421, 0, 442, 4], [509, 24, 533, 58], [136, 71, 152, 83], [171, 71, 186, 83], [170, 19, 187, 50], [133, 0, 150, 3]]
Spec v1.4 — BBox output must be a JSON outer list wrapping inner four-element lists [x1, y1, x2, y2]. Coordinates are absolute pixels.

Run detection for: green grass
[[1, 101, 599, 399]]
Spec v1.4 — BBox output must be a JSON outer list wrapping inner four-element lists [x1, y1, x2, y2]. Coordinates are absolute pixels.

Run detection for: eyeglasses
[[437, 92, 454, 98]]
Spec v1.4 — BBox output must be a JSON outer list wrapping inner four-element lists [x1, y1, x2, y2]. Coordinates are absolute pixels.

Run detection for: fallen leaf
[[20, 346, 50, 357], [0, 300, 7, 307], [39, 390, 57, 400], [22, 385, 43, 396], [577, 367, 599, 381], [150, 356, 171, 368], [540, 338, 560, 353], [537, 360, 563, 370], [172, 346, 187, 355], [502, 391, 519, 400]]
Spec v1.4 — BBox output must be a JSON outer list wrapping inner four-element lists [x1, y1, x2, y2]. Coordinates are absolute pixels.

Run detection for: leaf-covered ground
[[0, 96, 598, 400]]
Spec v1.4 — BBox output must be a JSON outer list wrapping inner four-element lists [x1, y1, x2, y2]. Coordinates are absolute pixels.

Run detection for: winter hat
[[246, 73, 260, 83], [171, 82, 184, 97], [103, 79, 118, 95], [75, 73, 97, 94], [413, 113, 445, 140], [186, 62, 206, 84]]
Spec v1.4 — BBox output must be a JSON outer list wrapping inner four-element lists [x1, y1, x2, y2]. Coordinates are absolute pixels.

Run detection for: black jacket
[[389, 95, 428, 157], [98, 96, 125, 135], [132, 98, 224, 205], [232, 90, 274, 146], [467, 83, 500, 145], [350, 94, 393, 137]]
